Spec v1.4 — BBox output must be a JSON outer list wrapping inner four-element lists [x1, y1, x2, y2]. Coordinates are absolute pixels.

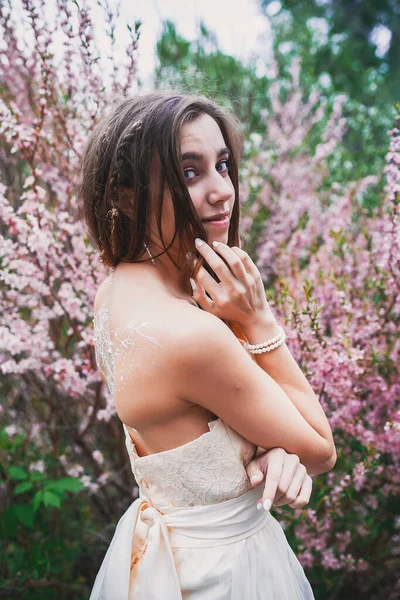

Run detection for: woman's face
[[179, 113, 235, 245], [149, 112, 235, 261]]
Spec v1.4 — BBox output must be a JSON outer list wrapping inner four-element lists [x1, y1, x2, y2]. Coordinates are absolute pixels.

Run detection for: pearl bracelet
[[244, 326, 286, 354]]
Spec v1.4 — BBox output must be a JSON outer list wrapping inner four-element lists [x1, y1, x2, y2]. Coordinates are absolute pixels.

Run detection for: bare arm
[[242, 316, 336, 474], [174, 312, 336, 474]]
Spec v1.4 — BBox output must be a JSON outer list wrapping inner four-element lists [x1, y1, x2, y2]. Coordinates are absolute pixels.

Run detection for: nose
[[207, 170, 234, 204]]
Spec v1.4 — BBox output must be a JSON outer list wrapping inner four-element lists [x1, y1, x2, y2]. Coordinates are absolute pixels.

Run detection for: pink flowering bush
[[0, 0, 140, 596], [240, 66, 399, 599], [0, 1, 398, 598]]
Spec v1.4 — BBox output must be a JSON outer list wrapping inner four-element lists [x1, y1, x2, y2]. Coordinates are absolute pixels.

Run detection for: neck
[[138, 241, 193, 301]]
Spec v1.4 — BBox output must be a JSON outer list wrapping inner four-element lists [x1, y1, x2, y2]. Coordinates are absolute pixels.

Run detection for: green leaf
[[44, 477, 84, 493], [13, 504, 35, 528], [13, 481, 33, 495], [32, 490, 45, 512], [8, 466, 28, 481], [43, 491, 61, 508]]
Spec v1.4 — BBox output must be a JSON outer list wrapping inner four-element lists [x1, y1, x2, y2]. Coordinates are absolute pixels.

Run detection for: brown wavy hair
[[76, 90, 249, 341]]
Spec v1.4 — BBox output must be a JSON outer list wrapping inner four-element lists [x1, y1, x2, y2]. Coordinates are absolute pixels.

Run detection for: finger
[[230, 246, 267, 298], [245, 458, 264, 487], [194, 265, 220, 299], [272, 454, 302, 503], [288, 475, 313, 509], [194, 238, 237, 286], [211, 241, 250, 285], [273, 464, 308, 507], [257, 460, 284, 511], [190, 277, 214, 312], [229, 246, 259, 278]]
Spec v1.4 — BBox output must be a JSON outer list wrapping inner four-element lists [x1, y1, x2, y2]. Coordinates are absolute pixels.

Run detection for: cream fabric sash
[[89, 485, 268, 600]]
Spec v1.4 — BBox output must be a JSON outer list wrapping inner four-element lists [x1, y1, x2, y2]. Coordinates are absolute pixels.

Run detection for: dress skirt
[[89, 485, 315, 599]]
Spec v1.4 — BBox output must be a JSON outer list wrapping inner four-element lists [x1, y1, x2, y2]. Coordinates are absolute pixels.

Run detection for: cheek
[[226, 175, 235, 194], [187, 187, 203, 218]]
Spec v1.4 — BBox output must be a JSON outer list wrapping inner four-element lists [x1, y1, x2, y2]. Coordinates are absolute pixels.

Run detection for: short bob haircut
[[76, 91, 244, 281]]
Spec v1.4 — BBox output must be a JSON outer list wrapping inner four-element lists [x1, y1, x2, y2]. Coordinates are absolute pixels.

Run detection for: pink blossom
[[29, 460, 45, 473], [92, 450, 104, 465]]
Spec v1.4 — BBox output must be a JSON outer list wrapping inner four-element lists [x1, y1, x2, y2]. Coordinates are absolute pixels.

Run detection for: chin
[[207, 232, 229, 244]]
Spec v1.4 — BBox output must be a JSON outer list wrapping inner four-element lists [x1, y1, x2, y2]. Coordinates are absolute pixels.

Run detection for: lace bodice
[[92, 272, 257, 509], [123, 419, 257, 508]]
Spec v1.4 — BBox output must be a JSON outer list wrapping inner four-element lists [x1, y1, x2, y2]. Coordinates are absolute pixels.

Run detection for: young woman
[[79, 91, 336, 599]]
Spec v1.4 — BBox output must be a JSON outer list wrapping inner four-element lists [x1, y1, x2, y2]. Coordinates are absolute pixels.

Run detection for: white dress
[[90, 276, 315, 599]]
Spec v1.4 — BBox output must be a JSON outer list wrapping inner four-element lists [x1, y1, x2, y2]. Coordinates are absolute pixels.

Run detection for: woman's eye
[[216, 160, 229, 174], [184, 168, 196, 181]]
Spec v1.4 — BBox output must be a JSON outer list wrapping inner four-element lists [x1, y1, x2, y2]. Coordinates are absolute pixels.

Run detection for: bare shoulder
[[170, 308, 248, 360], [144, 302, 222, 357], [93, 273, 113, 314], [170, 310, 257, 404], [155, 303, 245, 366], [167, 307, 259, 404]]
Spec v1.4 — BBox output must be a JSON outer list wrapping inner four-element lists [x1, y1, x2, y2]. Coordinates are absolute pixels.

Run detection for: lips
[[202, 216, 230, 229], [202, 212, 230, 222]]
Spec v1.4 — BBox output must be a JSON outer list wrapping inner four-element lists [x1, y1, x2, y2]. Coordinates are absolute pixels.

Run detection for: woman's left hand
[[246, 447, 313, 510], [191, 239, 274, 328]]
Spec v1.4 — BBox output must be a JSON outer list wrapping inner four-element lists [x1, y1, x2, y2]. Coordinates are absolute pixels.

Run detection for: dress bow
[[139, 503, 160, 528]]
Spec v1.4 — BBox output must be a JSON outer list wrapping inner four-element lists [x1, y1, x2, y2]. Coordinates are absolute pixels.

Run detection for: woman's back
[[93, 262, 226, 456]]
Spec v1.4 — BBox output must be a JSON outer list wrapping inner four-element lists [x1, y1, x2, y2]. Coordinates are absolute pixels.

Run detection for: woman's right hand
[[190, 239, 275, 329], [246, 447, 313, 510]]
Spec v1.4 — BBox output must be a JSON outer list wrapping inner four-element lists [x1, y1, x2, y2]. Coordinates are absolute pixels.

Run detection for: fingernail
[[212, 241, 219, 247], [250, 475, 260, 483], [256, 502, 263, 511], [263, 499, 272, 512], [190, 278, 197, 290], [195, 238, 204, 247]]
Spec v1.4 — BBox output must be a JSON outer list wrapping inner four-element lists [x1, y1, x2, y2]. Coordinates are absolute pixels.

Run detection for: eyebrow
[[181, 146, 231, 162]]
